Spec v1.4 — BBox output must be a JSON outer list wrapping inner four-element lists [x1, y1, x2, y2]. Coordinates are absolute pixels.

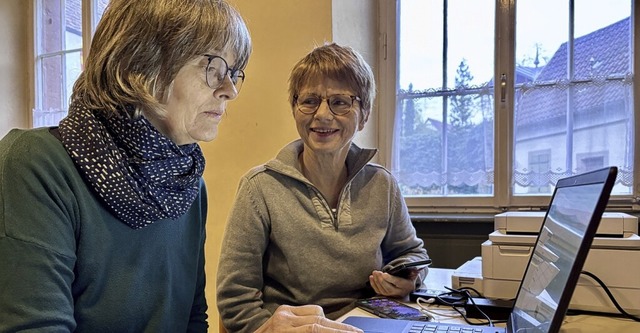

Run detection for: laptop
[[344, 166, 618, 333]]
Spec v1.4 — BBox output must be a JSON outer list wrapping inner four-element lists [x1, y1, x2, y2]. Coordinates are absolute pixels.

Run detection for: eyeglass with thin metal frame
[[203, 54, 245, 92], [294, 94, 361, 116]]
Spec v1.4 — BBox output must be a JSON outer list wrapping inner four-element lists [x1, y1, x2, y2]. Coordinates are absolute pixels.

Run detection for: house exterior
[[514, 17, 632, 194]]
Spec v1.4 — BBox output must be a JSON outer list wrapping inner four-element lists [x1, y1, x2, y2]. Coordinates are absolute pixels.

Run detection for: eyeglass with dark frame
[[203, 54, 245, 92], [294, 94, 361, 116]]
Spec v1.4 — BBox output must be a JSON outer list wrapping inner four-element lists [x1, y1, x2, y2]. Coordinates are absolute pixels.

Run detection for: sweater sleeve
[[0, 130, 78, 332], [216, 175, 273, 333], [381, 173, 430, 286]]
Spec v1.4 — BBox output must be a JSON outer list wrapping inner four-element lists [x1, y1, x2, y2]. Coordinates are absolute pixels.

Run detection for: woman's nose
[[214, 74, 239, 101]]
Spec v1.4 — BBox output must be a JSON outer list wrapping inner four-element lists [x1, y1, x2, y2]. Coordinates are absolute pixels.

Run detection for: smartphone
[[355, 296, 432, 321], [384, 259, 432, 278]]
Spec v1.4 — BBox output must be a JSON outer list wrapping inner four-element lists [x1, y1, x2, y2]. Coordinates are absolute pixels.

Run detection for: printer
[[481, 211, 640, 315]]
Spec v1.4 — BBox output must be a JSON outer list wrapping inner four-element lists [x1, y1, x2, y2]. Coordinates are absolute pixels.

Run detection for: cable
[[579, 270, 640, 322], [424, 286, 502, 326], [445, 285, 483, 298], [416, 297, 462, 318]]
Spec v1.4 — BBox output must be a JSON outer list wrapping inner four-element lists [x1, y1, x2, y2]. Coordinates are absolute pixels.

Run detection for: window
[[576, 153, 607, 174], [392, 0, 495, 199], [33, 0, 109, 127], [380, 0, 637, 212], [527, 150, 551, 194]]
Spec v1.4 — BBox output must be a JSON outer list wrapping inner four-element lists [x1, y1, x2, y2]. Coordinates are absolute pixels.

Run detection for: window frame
[[29, 0, 103, 127], [378, 0, 640, 213]]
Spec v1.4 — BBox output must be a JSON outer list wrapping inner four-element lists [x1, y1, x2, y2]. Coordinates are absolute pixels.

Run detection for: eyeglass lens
[[297, 94, 356, 115], [205, 56, 244, 91]]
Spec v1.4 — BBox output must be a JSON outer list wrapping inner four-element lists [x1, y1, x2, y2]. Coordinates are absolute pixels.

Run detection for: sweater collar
[[266, 139, 377, 181]]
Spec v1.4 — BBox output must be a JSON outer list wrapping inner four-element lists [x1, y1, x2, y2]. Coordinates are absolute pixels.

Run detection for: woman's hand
[[368, 269, 419, 298], [254, 304, 363, 333]]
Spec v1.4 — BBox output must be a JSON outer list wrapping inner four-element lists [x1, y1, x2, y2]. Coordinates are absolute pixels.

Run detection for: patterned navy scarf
[[58, 102, 205, 229]]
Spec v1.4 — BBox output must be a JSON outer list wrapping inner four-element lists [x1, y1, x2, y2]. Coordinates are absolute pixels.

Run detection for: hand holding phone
[[384, 259, 432, 278]]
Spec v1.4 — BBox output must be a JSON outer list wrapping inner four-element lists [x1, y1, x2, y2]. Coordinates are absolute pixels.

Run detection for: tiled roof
[[515, 65, 542, 83], [66, 0, 82, 33], [65, 0, 110, 34], [516, 17, 631, 127]]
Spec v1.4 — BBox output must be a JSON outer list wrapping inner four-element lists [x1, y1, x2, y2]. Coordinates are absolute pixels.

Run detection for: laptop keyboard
[[409, 323, 485, 332]]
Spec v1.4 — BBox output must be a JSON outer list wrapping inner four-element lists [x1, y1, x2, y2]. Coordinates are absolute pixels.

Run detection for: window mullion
[[60, 0, 68, 111], [565, 0, 576, 173], [441, 0, 449, 196], [495, 0, 516, 209], [632, 0, 640, 207], [82, 0, 93, 64]]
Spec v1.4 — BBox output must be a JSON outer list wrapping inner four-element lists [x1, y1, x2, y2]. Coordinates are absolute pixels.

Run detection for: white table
[[338, 268, 640, 332]]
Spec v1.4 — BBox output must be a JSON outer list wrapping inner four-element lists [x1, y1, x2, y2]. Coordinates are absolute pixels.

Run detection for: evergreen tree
[[448, 59, 481, 194], [402, 83, 417, 137], [450, 59, 475, 129]]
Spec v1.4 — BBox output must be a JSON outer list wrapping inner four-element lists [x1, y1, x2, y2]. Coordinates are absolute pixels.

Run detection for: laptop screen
[[510, 171, 612, 332]]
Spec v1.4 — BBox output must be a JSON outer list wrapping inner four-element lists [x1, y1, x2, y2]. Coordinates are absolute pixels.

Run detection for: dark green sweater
[[0, 128, 208, 332]]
